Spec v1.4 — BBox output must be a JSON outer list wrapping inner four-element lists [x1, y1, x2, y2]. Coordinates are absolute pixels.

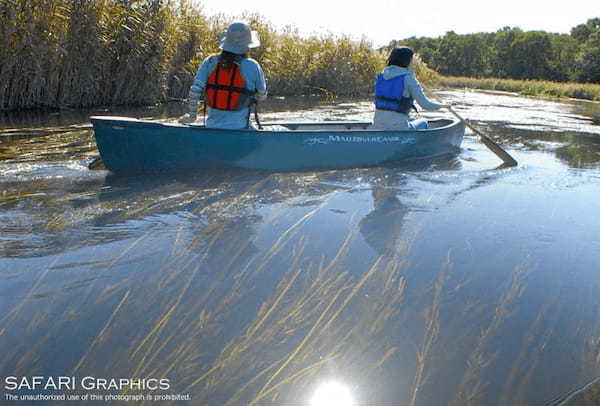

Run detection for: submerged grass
[[6, 170, 598, 405], [440, 76, 600, 102]]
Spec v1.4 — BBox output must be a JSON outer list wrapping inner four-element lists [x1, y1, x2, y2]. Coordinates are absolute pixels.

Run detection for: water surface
[[1, 91, 600, 405]]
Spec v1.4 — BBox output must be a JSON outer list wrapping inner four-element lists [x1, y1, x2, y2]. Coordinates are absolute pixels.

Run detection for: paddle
[[446, 105, 517, 167], [250, 97, 263, 130]]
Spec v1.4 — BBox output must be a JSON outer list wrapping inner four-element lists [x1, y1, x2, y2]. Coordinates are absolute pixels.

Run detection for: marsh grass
[[0, 172, 414, 404], [408, 250, 451, 406], [0, 1, 438, 111], [440, 76, 600, 101], [3, 171, 600, 405], [450, 260, 532, 406]]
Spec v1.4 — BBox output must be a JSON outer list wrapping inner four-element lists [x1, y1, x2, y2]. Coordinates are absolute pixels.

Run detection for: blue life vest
[[374, 73, 415, 114]]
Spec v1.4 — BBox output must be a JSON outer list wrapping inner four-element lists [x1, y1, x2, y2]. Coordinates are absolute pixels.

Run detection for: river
[[1, 90, 599, 405]]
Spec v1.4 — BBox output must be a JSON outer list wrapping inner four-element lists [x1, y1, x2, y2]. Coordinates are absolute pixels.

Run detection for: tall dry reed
[[0, 0, 438, 111]]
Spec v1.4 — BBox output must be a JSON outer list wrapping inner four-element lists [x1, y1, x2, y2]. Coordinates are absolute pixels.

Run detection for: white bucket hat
[[219, 21, 261, 55]]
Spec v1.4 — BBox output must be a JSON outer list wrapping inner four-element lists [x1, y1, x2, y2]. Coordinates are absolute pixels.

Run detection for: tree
[[574, 30, 600, 83], [570, 18, 600, 42], [490, 27, 522, 78], [386, 19, 600, 83], [509, 31, 553, 79], [429, 32, 488, 77], [391, 36, 439, 66], [548, 34, 579, 82]]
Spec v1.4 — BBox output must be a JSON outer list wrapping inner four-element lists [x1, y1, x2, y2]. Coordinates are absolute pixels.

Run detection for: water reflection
[[554, 132, 600, 168], [478, 122, 600, 168], [310, 381, 354, 406], [359, 185, 410, 256], [359, 157, 462, 257], [1, 92, 600, 405], [438, 89, 600, 169]]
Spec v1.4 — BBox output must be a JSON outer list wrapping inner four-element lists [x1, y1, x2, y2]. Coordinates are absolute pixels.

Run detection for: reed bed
[[0, 0, 438, 111], [440, 76, 600, 101]]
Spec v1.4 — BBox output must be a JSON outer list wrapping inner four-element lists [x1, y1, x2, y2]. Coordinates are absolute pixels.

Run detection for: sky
[[196, 0, 596, 47]]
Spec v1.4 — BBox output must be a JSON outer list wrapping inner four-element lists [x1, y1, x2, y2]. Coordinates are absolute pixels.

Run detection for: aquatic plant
[[3, 166, 600, 405]]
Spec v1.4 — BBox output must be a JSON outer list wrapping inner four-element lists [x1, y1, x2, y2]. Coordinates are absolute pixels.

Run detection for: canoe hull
[[91, 117, 465, 173]]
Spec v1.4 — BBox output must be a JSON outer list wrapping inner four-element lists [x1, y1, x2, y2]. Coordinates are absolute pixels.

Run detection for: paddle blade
[[448, 106, 518, 167]]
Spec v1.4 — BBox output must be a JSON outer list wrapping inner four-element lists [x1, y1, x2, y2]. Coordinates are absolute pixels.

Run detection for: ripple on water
[[439, 89, 600, 135], [1, 92, 600, 406], [0, 161, 102, 182]]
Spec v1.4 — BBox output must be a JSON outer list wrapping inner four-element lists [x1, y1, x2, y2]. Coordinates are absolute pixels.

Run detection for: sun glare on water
[[309, 381, 355, 406]]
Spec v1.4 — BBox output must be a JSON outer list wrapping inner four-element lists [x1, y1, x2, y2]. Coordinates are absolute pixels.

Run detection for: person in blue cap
[[179, 21, 267, 129], [373, 46, 450, 130]]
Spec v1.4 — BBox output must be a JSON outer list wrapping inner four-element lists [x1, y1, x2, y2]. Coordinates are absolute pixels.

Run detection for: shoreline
[[439, 76, 600, 102], [3, 78, 600, 118]]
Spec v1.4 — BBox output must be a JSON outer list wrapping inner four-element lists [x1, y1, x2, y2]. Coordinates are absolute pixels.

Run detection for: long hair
[[218, 50, 247, 69]]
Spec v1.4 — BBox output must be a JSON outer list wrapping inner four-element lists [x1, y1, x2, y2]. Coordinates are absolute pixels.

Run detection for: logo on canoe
[[305, 137, 330, 145], [304, 135, 417, 145]]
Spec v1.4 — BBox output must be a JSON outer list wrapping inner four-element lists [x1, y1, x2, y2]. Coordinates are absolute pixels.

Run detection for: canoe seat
[[427, 119, 453, 129]]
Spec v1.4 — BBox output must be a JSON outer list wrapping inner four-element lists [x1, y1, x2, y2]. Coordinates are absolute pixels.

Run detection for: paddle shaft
[[252, 98, 263, 130], [447, 106, 517, 166]]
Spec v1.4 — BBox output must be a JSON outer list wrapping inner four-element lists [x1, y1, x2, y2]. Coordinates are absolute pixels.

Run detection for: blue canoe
[[90, 116, 465, 173]]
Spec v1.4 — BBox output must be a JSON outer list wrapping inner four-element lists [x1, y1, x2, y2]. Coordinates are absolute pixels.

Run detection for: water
[[1, 90, 600, 405]]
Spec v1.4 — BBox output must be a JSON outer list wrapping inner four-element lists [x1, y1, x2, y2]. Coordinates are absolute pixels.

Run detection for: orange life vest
[[205, 58, 252, 111]]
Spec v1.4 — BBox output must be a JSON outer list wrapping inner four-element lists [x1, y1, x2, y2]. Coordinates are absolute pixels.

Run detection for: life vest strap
[[375, 105, 413, 114], [205, 83, 255, 95], [375, 96, 416, 114], [225, 64, 238, 110], [375, 95, 403, 103]]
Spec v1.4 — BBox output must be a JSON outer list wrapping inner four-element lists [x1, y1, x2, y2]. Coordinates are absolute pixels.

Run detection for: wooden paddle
[[446, 105, 518, 167]]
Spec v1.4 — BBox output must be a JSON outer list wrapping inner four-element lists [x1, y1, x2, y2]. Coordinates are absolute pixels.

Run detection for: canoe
[[90, 116, 465, 173]]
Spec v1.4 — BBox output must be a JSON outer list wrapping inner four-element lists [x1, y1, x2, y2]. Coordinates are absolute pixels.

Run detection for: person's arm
[[180, 56, 215, 123], [405, 73, 445, 111], [252, 60, 268, 101]]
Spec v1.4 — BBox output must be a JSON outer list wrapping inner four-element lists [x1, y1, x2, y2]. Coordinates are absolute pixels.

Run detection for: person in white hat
[[179, 21, 267, 129]]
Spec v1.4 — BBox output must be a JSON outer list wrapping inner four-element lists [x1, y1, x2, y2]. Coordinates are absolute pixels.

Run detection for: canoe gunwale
[[89, 116, 460, 137]]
